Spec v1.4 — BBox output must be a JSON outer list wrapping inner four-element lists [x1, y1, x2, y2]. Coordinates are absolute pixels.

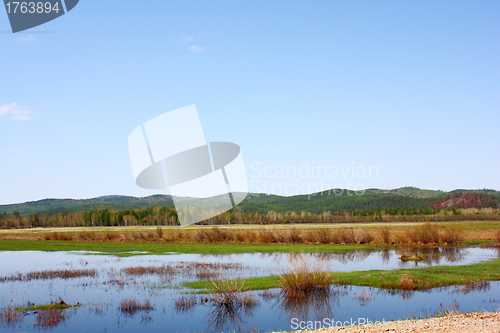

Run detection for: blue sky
[[1, 1, 499, 204]]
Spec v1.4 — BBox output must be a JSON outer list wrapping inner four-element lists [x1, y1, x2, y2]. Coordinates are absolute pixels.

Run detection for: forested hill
[[1, 187, 498, 217], [0, 195, 174, 216]]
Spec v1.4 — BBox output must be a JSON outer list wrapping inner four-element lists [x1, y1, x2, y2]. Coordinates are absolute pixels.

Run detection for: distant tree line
[[1, 205, 498, 229]]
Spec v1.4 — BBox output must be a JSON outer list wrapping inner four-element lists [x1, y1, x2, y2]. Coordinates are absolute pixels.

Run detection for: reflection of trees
[[450, 281, 491, 295], [395, 247, 466, 268], [379, 249, 391, 264], [272, 286, 348, 322]]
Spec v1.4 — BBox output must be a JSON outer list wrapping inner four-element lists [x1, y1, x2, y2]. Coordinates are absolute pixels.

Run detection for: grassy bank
[[0, 239, 379, 255], [13, 303, 79, 311], [185, 258, 500, 291]]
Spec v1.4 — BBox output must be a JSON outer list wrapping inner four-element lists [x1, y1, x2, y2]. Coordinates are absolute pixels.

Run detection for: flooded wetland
[[0, 247, 499, 332]]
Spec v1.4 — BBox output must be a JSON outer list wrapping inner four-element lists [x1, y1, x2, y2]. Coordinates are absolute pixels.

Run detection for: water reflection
[[204, 292, 260, 333], [396, 247, 466, 268], [271, 286, 348, 323]]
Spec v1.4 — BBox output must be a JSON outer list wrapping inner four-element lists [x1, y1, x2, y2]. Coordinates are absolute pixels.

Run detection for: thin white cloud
[[182, 36, 195, 43], [7, 147, 24, 153], [0, 103, 36, 121], [16, 34, 37, 43], [188, 45, 205, 53]]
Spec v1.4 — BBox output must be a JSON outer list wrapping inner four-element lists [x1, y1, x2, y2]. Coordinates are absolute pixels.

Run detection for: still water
[[0, 247, 498, 332]]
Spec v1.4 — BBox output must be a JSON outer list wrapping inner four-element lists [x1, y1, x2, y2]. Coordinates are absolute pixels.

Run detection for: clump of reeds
[[440, 226, 463, 245], [34, 309, 67, 327], [278, 253, 332, 298], [195, 268, 220, 280], [404, 222, 440, 244], [495, 230, 500, 245], [208, 279, 244, 305], [104, 232, 120, 241], [43, 232, 74, 241], [174, 295, 197, 312], [0, 308, 22, 324], [0, 268, 96, 282], [336, 228, 356, 244], [156, 226, 164, 239], [119, 299, 153, 316], [196, 227, 229, 243], [121, 265, 174, 276], [288, 228, 303, 243], [355, 228, 374, 244], [378, 226, 391, 244]]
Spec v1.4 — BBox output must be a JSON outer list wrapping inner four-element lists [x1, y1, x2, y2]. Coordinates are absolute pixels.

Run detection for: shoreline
[[277, 312, 500, 332]]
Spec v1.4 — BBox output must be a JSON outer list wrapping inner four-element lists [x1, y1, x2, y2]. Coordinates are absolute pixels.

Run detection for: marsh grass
[[121, 265, 174, 276], [174, 295, 197, 312], [440, 227, 463, 245], [404, 222, 440, 244], [378, 226, 391, 244], [0, 268, 96, 282], [119, 299, 153, 316], [13, 223, 472, 247], [34, 309, 67, 327], [208, 279, 244, 305], [278, 253, 332, 298], [0, 308, 22, 324], [14, 299, 79, 312]]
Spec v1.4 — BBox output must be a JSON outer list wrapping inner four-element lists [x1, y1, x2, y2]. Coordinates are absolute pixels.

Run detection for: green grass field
[[0, 239, 379, 255], [185, 258, 500, 291]]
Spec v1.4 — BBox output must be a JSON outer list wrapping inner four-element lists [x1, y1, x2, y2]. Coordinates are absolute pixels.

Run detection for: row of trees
[[1, 205, 497, 229]]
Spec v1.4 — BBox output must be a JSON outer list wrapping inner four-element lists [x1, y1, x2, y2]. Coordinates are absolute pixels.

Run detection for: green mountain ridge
[[1, 187, 498, 217]]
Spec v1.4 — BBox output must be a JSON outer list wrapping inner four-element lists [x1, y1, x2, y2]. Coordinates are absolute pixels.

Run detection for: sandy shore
[[280, 312, 500, 333]]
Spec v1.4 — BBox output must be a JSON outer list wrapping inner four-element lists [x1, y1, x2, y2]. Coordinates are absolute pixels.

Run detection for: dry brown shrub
[[404, 222, 440, 244], [337, 228, 356, 244], [156, 227, 164, 239], [234, 231, 247, 242], [104, 232, 119, 241], [440, 227, 463, 245], [377, 226, 391, 244], [398, 274, 418, 290], [288, 228, 303, 243], [355, 228, 374, 244], [257, 230, 282, 243], [316, 228, 334, 244]]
